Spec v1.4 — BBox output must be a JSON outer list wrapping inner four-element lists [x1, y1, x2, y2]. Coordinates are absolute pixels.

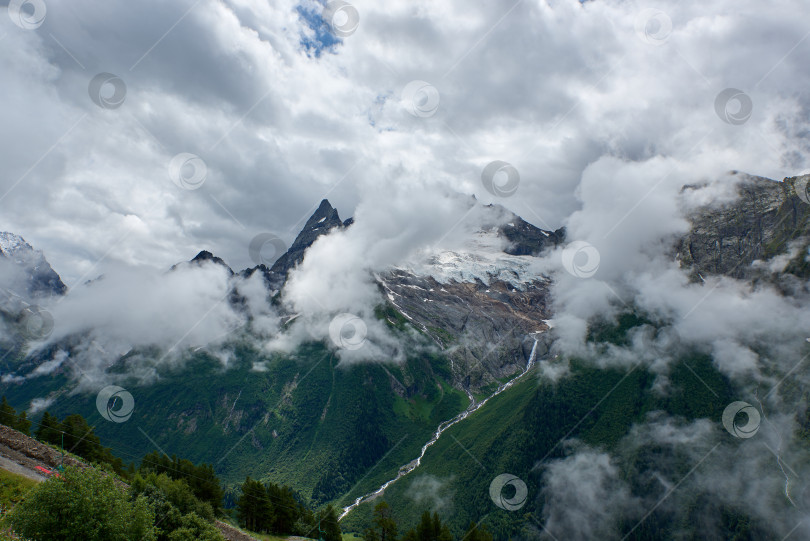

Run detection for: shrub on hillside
[[5, 466, 155, 541], [130, 472, 222, 541]]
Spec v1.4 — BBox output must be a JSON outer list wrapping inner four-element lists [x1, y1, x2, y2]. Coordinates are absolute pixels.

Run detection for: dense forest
[[0, 402, 338, 540]]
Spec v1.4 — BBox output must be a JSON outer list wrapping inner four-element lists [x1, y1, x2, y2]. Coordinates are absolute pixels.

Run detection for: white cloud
[[29, 397, 55, 414], [0, 0, 805, 285], [31, 350, 68, 377], [0, 4, 808, 535], [406, 474, 455, 513], [22, 260, 268, 385], [540, 445, 639, 540]]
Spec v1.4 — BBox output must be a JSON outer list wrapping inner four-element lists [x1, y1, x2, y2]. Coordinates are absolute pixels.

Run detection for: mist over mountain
[[2, 0, 810, 539], [2, 168, 810, 539]]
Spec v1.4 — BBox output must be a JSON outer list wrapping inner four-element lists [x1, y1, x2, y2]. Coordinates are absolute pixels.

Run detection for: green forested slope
[[339, 316, 763, 540], [0, 340, 468, 513]]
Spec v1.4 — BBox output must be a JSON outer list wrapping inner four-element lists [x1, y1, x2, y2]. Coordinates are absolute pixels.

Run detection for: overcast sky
[[4, 3, 810, 535], [1, 0, 808, 285]]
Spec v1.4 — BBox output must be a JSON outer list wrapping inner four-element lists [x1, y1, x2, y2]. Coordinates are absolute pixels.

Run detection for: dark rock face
[[0, 232, 66, 299], [500, 217, 565, 256], [238, 265, 284, 291], [477, 203, 564, 256], [270, 199, 348, 276], [190, 250, 234, 275], [377, 269, 553, 390], [676, 173, 810, 281], [169, 201, 353, 290], [365, 204, 558, 390]]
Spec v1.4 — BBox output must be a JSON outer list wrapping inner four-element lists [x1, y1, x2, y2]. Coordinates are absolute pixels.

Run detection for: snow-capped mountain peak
[[0, 232, 30, 258], [0, 232, 66, 298]]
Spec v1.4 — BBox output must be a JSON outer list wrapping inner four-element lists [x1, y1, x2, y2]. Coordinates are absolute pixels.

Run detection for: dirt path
[[0, 454, 46, 482], [215, 520, 265, 541]]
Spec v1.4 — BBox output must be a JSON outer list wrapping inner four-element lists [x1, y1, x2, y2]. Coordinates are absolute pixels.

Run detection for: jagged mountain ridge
[[190, 250, 235, 275], [4, 172, 809, 391], [8, 174, 809, 393], [179, 173, 810, 295], [186, 199, 352, 290], [190, 199, 561, 390], [270, 198, 352, 276], [0, 173, 808, 539], [0, 232, 66, 299], [216, 174, 810, 389]]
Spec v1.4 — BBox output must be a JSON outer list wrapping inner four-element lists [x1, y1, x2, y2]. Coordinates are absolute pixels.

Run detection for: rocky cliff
[[0, 232, 66, 299], [677, 172, 810, 287], [270, 199, 350, 276]]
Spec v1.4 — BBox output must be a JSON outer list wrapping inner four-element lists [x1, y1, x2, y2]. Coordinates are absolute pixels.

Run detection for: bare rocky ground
[[0, 423, 260, 541], [215, 520, 262, 541], [0, 424, 85, 474]]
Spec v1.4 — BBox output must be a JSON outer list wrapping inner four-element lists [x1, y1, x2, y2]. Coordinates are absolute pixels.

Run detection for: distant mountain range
[[1, 173, 808, 539]]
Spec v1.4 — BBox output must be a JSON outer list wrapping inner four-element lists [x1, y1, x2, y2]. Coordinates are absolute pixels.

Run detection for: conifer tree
[[0, 395, 17, 427]]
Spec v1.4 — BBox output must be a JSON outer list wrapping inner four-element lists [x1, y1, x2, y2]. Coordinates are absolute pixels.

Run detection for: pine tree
[[35, 411, 62, 443], [0, 396, 17, 427], [15, 409, 31, 435], [266, 481, 298, 533], [405, 510, 452, 541], [417, 511, 433, 541], [372, 501, 397, 541], [363, 526, 381, 541], [437, 522, 452, 541], [318, 505, 342, 541], [434, 512, 452, 541], [237, 477, 273, 532], [34, 412, 125, 475], [61, 413, 104, 459]]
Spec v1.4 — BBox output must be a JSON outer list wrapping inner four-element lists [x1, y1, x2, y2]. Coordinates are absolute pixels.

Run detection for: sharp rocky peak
[[302, 199, 343, 232], [0, 231, 66, 298], [479, 203, 565, 256], [190, 250, 234, 275], [270, 199, 350, 276]]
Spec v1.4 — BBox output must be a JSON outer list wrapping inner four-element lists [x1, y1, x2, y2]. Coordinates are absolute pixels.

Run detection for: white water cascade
[[338, 337, 541, 521]]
